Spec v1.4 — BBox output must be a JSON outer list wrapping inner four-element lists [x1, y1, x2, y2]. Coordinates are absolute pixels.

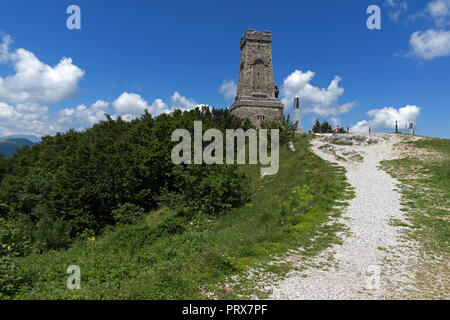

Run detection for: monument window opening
[[253, 60, 264, 92]]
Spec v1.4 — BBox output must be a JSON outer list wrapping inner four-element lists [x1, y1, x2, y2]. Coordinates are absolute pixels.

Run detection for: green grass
[[410, 137, 450, 156], [348, 153, 363, 162], [380, 136, 449, 298], [329, 138, 353, 146], [13, 135, 352, 299]]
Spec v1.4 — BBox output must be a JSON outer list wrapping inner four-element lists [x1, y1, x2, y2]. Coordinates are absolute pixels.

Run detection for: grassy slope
[[380, 136, 449, 299], [14, 135, 352, 299]]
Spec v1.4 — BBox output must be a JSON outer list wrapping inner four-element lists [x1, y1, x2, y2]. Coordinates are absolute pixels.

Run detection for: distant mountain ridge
[[0, 138, 35, 157], [1, 135, 41, 143]]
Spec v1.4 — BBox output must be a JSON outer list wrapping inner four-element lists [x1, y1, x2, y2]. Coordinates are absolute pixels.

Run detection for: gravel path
[[268, 133, 418, 299]]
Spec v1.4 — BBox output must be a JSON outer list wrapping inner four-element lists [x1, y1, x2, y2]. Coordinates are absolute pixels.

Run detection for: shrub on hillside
[[0, 254, 23, 299], [112, 203, 146, 225], [0, 218, 30, 299], [162, 164, 251, 216], [260, 115, 298, 144], [34, 215, 72, 251], [0, 107, 252, 251], [0, 217, 34, 256]]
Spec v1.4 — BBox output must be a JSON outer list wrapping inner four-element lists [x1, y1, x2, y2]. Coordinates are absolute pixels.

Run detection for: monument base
[[230, 98, 284, 126]]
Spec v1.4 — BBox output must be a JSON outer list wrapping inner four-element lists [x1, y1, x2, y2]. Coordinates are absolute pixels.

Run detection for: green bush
[[0, 254, 23, 299], [260, 114, 298, 144], [156, 216, 185, 236], [112, 203, 146, 225], [167, 164, 251, 216], [0, 217, 34, 256], [34, 215, 72, 250], [0, 219, 29, 299], [0, 107, 251, 250]]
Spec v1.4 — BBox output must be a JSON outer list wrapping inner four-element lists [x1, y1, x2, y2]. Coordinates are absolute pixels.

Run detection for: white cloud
[[280, 70, 355, 118], [112, 92, 177, 120], [0, 34, 12, 63], [0, 34, 85, 136], [149, 98, 170, 115], [0, 90, 197, 136], [57, 94, 173, 131], [0, 35, 84, 104], [112, 92, 150, 117], [0, 35, 206, 136], [426, 0, 450, 27], [112, 91, 202, 121], [91, 99, 109, 110], [0, 101, 59, 136], [219, 80, 237, 100], [384, 0, 408, 21], [58, 99, 110, 130], [410, 29, 450, 59], [0, 35, 205, 136], [350, 105, 420, 132], [404, 1, 450, 60], [171, 91, 198, 110]]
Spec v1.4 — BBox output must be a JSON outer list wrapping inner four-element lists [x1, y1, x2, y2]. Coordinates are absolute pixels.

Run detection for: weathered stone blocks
[[229, 30, 284, 126]]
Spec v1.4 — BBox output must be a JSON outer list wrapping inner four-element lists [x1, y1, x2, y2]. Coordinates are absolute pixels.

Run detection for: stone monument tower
[[229, 30, 284, 125]]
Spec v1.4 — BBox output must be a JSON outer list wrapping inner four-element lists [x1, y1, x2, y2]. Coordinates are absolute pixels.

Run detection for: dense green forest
[[1, 107, 309, 298]]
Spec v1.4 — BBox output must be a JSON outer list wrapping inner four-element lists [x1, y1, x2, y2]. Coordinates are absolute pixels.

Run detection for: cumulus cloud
[[112, 91, 200, 121], [0, 34, 12, 63], [384, 0, 408, 22], [426, 0, 450, 27], [0, 35, 84, 104], [0, 101, 60, 136], [58, 100, 110, 130], [0, 34, 85, 135], [0, 90, 203, 136], [219, 80, 237, 100], [149, 98, 170, 115], [409, 0, 450, 26], [111, 91, 203, 122], [280, 70, 356, 118], [171, 91, 198, 110], [410, 29, 450, 59], [403, 1, 450, 60], [112, 92, 151, 117], [350, 105, 420, 132], [0, 34, 205, 136]]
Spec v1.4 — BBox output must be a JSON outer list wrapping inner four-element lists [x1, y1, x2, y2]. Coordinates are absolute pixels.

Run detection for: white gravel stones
[[268, 133, 418, 300]]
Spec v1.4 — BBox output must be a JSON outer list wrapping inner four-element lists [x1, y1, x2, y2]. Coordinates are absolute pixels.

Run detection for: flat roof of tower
[[240, 30, 272, 48]]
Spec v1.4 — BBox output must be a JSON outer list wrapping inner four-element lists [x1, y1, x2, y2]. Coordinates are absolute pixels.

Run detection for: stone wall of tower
[[236, 30, 276, 100], [230, 30, 284, 126], [231, 106, 283, 124]]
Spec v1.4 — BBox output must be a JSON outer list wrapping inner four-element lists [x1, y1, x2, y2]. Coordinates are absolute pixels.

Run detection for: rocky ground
[[268, 133, 423, 299]]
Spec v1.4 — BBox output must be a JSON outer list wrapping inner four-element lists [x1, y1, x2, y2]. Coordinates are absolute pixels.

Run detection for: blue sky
[[0, 0, 449, 138]]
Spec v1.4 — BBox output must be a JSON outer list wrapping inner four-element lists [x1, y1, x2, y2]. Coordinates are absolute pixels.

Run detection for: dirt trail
[[269, 133, 420, 299]]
